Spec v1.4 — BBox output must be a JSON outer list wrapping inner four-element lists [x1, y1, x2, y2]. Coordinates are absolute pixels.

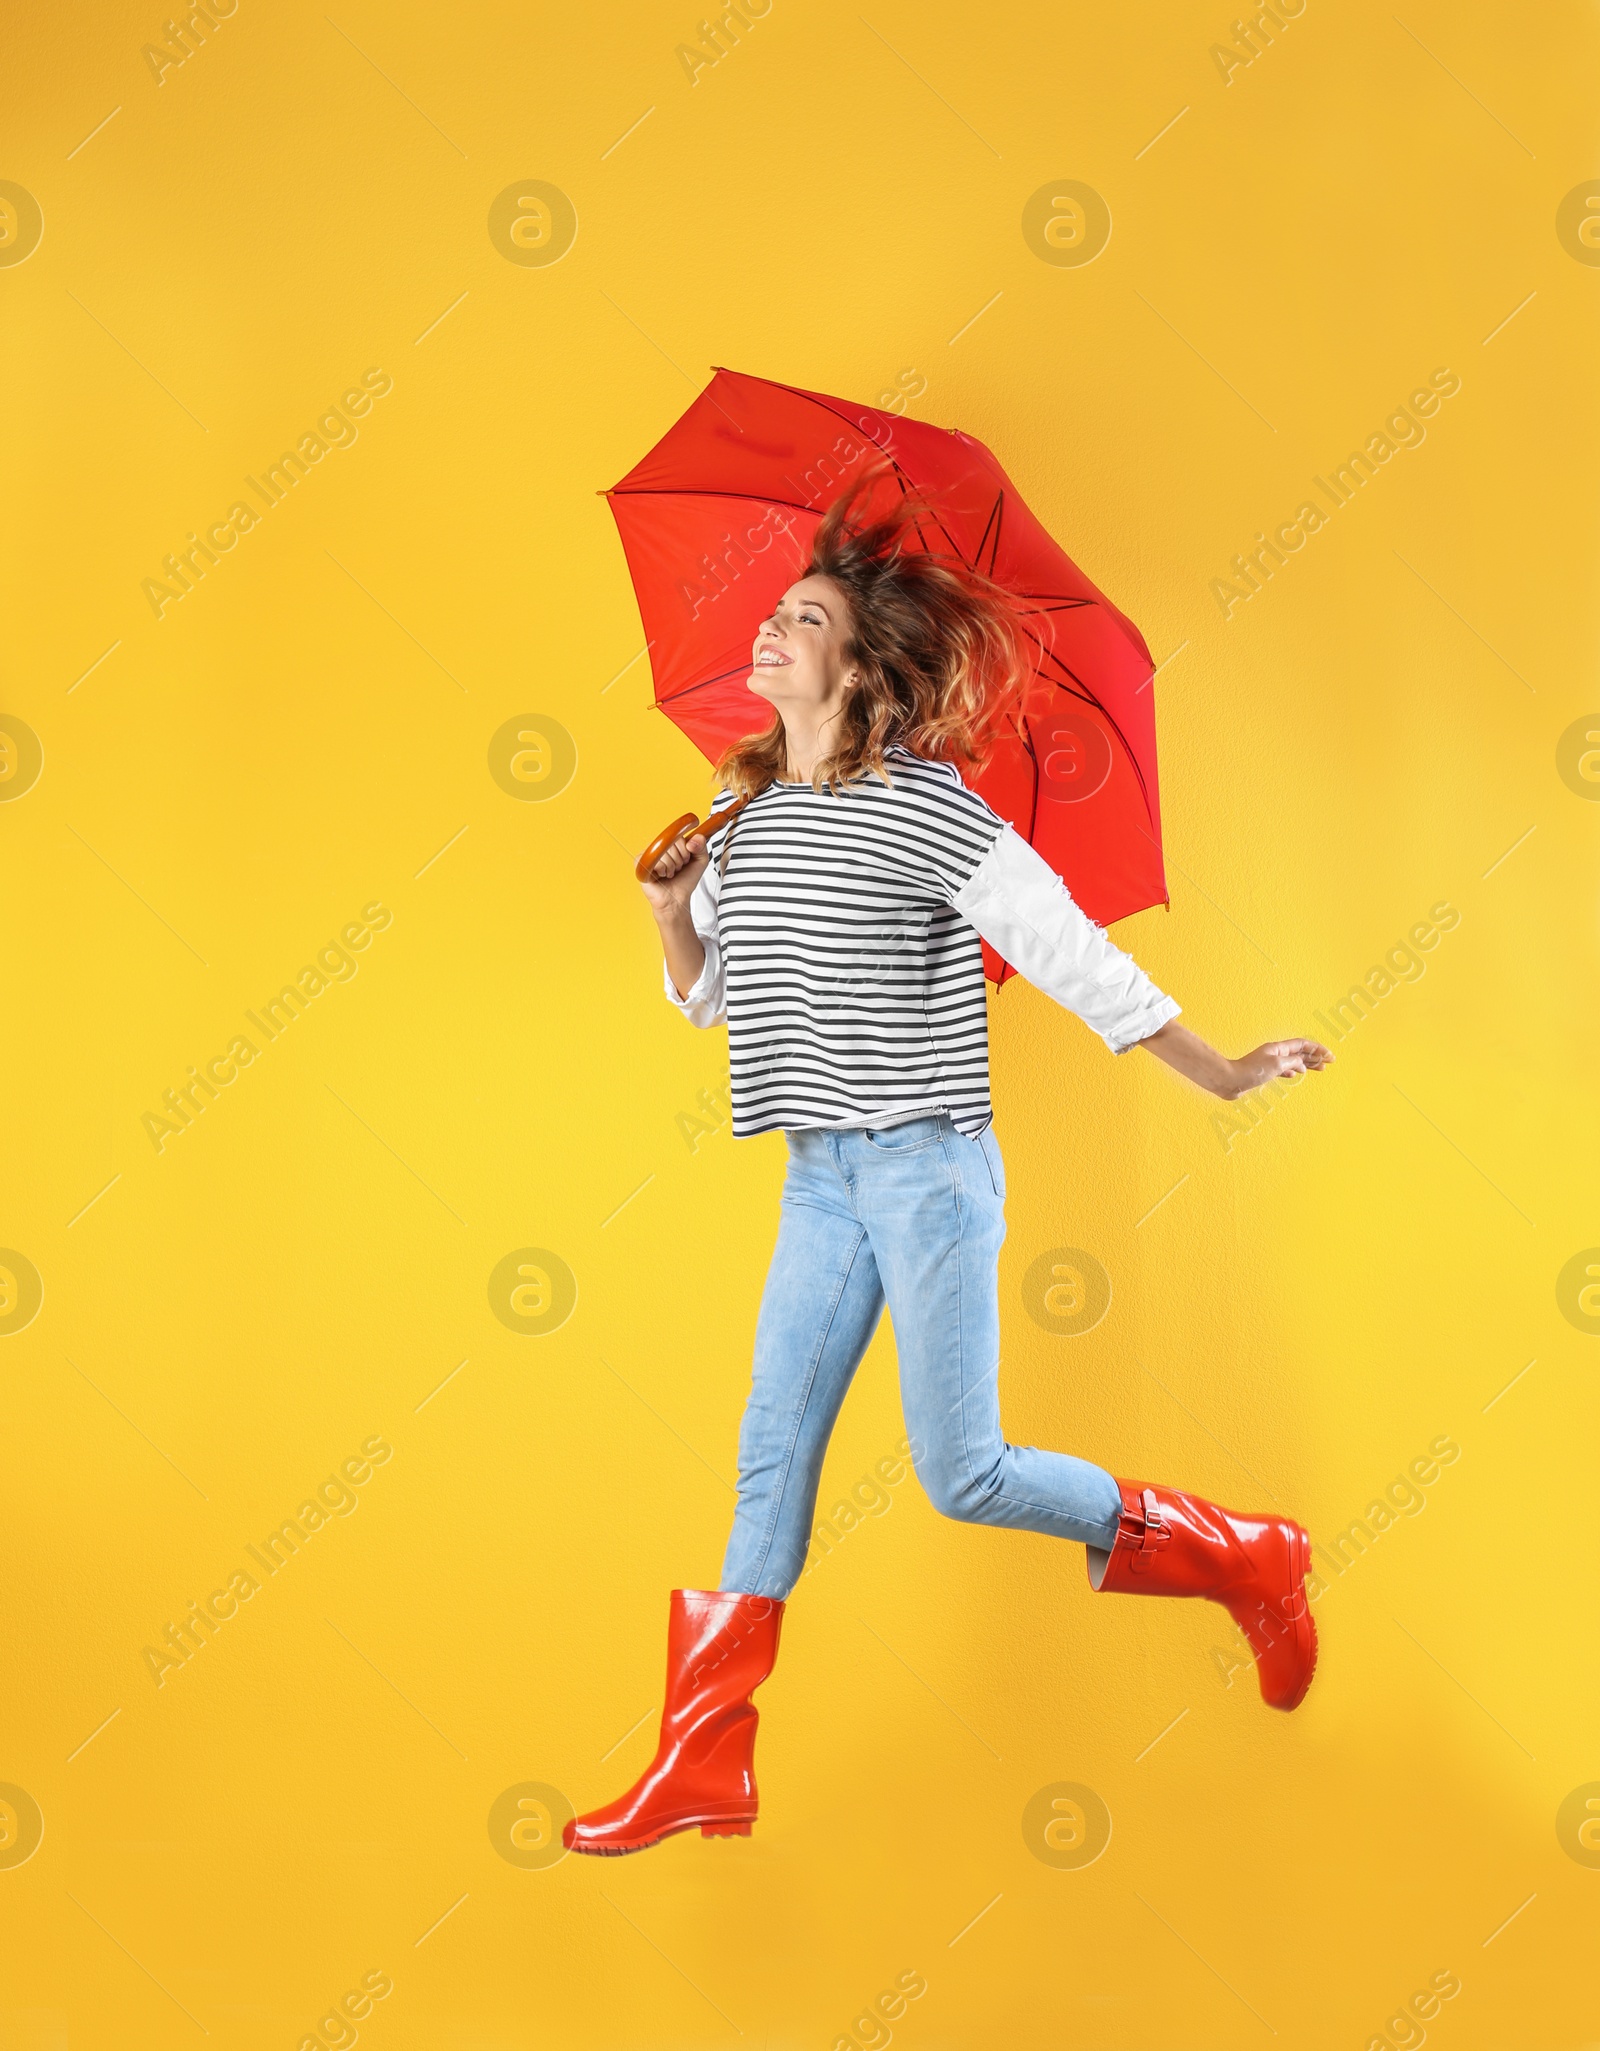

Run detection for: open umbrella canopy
[[606, 367, 1167, 980]]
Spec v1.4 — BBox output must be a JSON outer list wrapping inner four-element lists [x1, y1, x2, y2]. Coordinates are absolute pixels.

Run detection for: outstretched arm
[[1136, 1019, 1332, 1100], [953, 827, 1332, 1094], [952, 827, 1181, 1052]]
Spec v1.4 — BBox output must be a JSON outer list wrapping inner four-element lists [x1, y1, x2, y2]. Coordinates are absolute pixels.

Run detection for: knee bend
[[919, 1457, 1002, 1526]]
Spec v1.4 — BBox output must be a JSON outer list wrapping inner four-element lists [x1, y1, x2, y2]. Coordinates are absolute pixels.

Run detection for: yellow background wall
[[2, 1, 1596, 2043]]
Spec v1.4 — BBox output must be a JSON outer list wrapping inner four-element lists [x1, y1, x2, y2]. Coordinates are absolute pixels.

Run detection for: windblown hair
[[715, 467, 1033, 801]]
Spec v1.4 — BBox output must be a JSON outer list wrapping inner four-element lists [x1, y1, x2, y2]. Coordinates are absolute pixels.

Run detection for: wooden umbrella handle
[[633, 796, 750, 881]]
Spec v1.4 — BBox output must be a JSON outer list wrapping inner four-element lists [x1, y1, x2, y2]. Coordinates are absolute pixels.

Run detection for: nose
[[758, 613, 785, 640]]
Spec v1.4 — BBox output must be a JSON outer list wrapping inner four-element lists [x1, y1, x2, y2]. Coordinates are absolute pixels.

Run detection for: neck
[[778, 704, 843, 783]]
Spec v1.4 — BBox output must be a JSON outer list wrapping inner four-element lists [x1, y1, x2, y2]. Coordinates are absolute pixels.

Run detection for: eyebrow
[[785, 596, 829, 618]]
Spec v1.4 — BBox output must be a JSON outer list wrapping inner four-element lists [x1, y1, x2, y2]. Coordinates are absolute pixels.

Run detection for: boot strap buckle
[[1135, 1488, 1168, 1552]]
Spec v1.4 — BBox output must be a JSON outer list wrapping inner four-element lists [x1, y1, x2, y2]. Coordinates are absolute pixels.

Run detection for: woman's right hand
[[640, 832, 709, 919]]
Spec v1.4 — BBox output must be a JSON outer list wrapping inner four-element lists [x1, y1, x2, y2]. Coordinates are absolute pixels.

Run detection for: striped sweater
[[666, 746, 1178, 1138]]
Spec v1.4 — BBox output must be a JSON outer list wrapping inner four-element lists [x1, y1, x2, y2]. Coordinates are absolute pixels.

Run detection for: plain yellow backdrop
[[2, 0, 1597, 2044]]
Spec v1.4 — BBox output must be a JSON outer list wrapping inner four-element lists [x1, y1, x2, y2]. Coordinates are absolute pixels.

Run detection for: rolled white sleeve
[[952, 825, 1180, 1053], [662, 859, 727, 1028]]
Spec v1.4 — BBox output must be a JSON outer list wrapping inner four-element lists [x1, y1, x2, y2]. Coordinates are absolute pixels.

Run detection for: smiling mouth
[[752, 649, 792, 668]]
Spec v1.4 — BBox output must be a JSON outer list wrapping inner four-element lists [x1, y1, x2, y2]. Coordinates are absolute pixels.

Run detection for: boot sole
[[565, 1816, 754, 1856], [1274, 1523, 1318, 1712]]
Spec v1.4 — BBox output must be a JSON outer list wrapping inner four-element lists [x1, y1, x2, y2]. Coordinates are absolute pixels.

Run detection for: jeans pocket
[[977, 1128, 1006, 1201], [864, 1126, 943, 1153]]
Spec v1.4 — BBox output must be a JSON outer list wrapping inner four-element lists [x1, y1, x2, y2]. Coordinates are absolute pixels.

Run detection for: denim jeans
[[719, 1113, 1123, 1599]]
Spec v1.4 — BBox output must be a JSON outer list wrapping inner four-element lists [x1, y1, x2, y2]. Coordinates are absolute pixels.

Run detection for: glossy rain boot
[[1087, 1479, 1317, 1710], [563, 1589, 784, 1856]]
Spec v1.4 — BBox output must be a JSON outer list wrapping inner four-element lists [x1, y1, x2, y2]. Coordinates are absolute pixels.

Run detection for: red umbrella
[[608, 368, 1167, 981]]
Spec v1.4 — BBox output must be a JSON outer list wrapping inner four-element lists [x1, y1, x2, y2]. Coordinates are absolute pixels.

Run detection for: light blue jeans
[[720, 1114, 1123, 1598]]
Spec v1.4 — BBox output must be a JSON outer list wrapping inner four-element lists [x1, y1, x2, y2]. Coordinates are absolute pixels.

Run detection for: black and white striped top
[[667, 745, 1179, 1140]]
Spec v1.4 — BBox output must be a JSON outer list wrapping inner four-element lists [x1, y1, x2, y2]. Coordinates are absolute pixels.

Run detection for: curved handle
[[633, 796, 751, 881]]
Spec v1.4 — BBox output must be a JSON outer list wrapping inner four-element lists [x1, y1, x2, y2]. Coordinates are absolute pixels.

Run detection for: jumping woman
[[564, 480, 1331, 1857]]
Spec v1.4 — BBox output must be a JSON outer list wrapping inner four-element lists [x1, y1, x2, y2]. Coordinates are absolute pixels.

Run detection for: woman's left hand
[[1223, 1038, 1333, 1099], [1137, 1020, 1334, 1098]]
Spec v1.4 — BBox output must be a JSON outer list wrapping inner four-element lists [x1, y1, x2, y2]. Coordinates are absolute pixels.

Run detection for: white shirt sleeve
[[952, 824, 1180, 1053], [662, 856, 726, 1028]]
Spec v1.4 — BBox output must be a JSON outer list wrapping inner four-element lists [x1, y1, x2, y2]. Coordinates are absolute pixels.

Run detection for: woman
[[565, 479, 1330, 1857]]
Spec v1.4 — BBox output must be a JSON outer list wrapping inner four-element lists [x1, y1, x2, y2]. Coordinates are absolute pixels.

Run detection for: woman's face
[[746, 576, 854, 713]]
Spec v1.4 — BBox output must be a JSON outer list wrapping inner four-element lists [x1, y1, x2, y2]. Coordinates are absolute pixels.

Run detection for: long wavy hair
[[714, 466, 1033, 801]]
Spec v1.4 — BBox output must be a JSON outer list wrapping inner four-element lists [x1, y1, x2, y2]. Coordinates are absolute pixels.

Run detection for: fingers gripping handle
[[634, 812, 698, 881], [634, 797, 750, 881]]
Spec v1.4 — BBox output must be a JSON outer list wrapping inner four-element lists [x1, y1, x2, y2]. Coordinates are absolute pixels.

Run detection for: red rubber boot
[[563, 1589, 784, 1855], [1087, 1480, 1317, 1710]]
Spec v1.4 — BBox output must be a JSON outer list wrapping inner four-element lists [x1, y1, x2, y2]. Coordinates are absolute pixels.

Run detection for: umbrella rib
[[707, 375, 1003, 569], [1013, 704, 1169, 911], [1031, 631, 1159, 728], [614, 395, 1040, 593], [656, 661, 763, 705], [899, 475, 960, 563], [883, 463, 987, 569], [781, 386, 1009, 574], [737, 371, 904, 459], [667, 377, 1087, 605], [1022, 715, 1042, 847], [1021, 631, 1160, 828], [973, 490, 1004, 576], [606, 485, 821, 514], [697, 368, 917, 488], [975, 494, 1000, 562]]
